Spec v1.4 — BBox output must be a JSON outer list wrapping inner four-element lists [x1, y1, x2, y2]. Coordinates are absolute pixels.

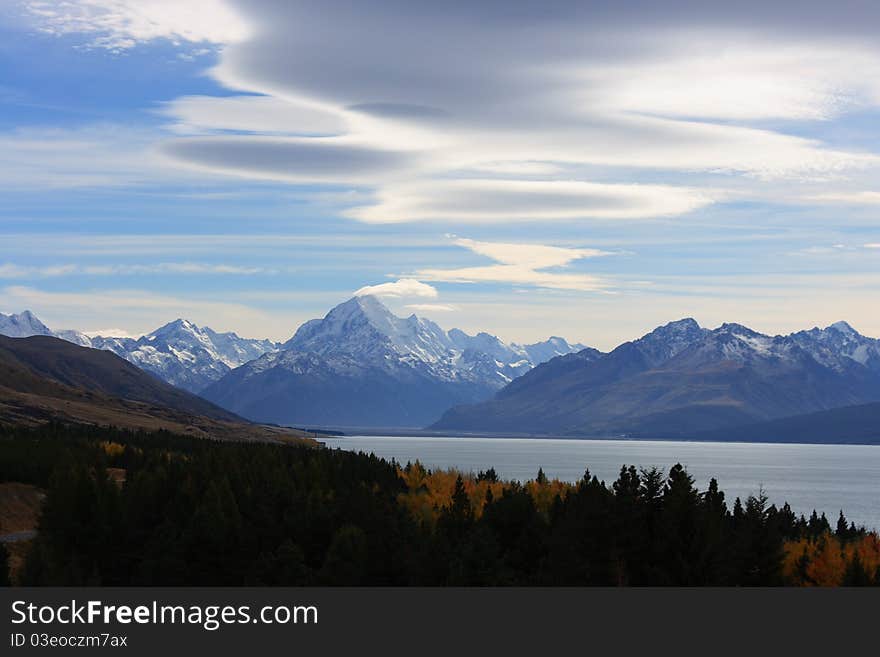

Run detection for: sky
[[0, 0, 878, 350]]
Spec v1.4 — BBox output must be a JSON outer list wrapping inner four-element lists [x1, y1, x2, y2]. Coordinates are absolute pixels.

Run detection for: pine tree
[[438, 475, 475, 543], [836, 511, 849, 540], [477, 468, 498, 483], [842, 552, 871, 586]]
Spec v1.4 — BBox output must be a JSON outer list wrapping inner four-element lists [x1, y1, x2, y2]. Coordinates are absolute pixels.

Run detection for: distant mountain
[[691, 401, 880, 444], [0, 310, 54, 338], [90, 319, 279, 393], [0, 311, 279, 393], [0, 335, 314, 444], [203, 295, 590, 427], [433, 319, 880, 437]]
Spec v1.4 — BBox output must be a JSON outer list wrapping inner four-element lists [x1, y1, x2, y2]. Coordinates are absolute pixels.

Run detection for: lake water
[[322, 436, 880, 531]]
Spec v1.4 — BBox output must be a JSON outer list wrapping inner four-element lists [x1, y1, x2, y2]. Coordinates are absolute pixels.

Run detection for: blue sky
[[0, 1, 878, 349]]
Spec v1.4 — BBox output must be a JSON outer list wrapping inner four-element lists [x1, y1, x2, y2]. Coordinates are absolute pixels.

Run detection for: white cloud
[[414, 237, 614, 292], [25, 0, 251, 50], [144, 3, 880, 225], [345, 179, 716, 223], [0, 285, 279, 338], [21, 1, 880, 224], [0, 125, 215, 190], [405, 303, 458, 312], [811, 191, 880, 205], [416, 265, 609, 293], [451, 238, 612, 269], [160, 95, 346, 136], [580, 40, 880, 121], [353, 278, 438, 299], [0, 262, 266, 278], [82, 327, 143, 339], [865, 243, 880, 249]]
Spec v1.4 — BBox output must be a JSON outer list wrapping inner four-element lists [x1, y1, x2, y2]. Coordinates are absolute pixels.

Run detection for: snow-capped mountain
[[789, 321, 880, 372], [283, 295, 584, 386], [0, 311, 279, 393], [202, 295, 589, 427], [89, 319, 280, 393], [520, 336, 589, 366], [435, 318, 880, 436], [0, 310, 55, 338]]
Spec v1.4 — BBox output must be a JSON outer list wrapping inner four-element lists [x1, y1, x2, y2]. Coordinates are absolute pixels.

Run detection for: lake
[[322, 435, 880, 531]]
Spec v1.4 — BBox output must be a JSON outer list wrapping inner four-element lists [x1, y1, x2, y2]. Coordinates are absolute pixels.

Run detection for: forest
[[1, 422, 878, 586]]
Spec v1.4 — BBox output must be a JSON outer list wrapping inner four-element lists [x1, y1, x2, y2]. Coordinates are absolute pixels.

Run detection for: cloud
[[161, 136, 417, 184], [0, 125, 216, 190], [0, 263, 76, 278], [405, 303, 458, 312], [353, 278, 438, 299], [0, 262, 266, 278], [866, 243, 880, 249], [25, 0, 251, 50], [0, 285, 277, 337], [810, 191, 880, 205], [414, 237, 614, 292], [21, 1, 880, 225], [82, 327, 143, 339], [160, 95, 346, 136], [345, 179, 716, 223], [143, 2, 880, 226], [581, 41, 880, 121], [451, 238, 612, 269]]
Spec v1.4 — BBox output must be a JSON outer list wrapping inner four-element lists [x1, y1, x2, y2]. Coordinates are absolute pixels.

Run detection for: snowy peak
[[633, 317, 708, 366], [790, 321, 880, 370], [717, 322, 763, 337], [285, 295, 453, 365], [521, 336, 587, 364], [626, 319, 880, 372], [281, 295, 587, 388], [0, 310, 279, 393], [0, 310, 53, 338], [325, 295, 391, 329], [828, 320, 859, 337], [107, 318, 282, 391]]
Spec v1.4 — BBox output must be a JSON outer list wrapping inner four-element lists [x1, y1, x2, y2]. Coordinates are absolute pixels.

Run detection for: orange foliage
[[783, 532, 880, 586], [396, 462, 573, 526], [99, 441, 126, 458]]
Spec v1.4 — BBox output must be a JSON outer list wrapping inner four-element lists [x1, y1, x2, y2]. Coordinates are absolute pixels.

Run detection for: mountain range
[[201, 295, 588, 427], [5, 304, 880, 442], [433, 318, 880, 438], [0, 310, 279, 393], [1, 300, 586, 428]]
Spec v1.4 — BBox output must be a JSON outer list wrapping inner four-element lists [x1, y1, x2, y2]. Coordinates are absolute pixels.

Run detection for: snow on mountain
[[632, 317, 710, 367], [201, 295, 593, 428], [0, 311, 279, 393], [434, 317, 880, 436], [789, 321, 880, 371], [521, 336, 588, 365], [86, 319, 280, 393], [0, 310, 54, 338], [283, 295, 586, 387], [52, 329, 95, 347]]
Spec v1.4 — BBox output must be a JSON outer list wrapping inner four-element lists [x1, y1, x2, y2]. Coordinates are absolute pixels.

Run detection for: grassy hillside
[[0, 335, 315, 444]]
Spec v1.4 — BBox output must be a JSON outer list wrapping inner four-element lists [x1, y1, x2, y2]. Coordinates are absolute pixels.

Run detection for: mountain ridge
[[203, 295, 591, 427], [0, 334, 316, 444], [433, 318, 880, 436], [0, 311, 280, 393]]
